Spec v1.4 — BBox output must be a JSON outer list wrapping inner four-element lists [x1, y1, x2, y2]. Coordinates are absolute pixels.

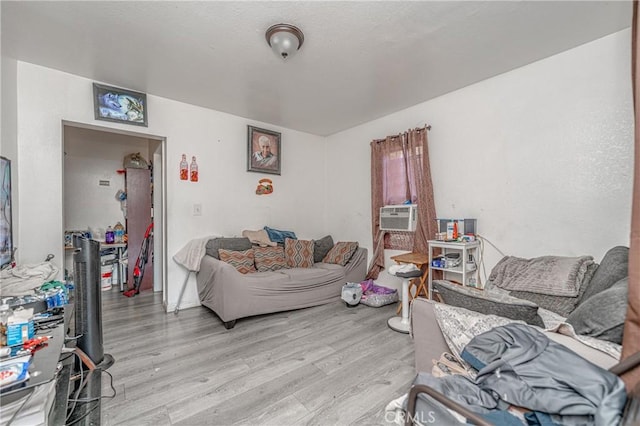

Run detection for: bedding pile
[[392, 322, 626, 425], [489, 255, 594, 297]]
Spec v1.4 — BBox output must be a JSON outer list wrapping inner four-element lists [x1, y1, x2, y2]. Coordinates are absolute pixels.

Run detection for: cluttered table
[[66, 239, 127, 291], [0, 270, 76, 424], [0, 304, 71, 425], [97, 240, 127, 291], [2, 238, 112, 425]]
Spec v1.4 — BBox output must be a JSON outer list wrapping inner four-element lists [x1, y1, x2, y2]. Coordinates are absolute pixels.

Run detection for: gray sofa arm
[[344, 247, 367, 284], [410, 298, 450, 373]]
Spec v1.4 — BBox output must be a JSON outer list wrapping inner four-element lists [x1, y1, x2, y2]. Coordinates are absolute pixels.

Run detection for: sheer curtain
[[367, 127, 437, 279], [622, 0, 640, 390]]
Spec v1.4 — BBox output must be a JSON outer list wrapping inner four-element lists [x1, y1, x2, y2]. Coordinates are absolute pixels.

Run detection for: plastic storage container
[[100, 254, 115, 291], [105, 226, 115, 244]]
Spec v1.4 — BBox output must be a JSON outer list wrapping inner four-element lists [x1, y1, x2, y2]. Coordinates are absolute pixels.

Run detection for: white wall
[[64, 126, 150, 232], [15, 62, 326, 311], [10, 28, 635, 308], [326, 29, 634, 283]]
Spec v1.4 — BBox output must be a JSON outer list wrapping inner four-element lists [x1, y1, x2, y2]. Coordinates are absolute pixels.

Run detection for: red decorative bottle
[[190, 156, 198, 182], [180, 154, 188, 180]]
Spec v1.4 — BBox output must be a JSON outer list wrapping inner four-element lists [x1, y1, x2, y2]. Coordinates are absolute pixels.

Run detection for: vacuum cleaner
[[123, 222, 153, 297]]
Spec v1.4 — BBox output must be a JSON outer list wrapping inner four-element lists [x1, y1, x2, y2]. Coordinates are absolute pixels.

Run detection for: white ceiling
[[1, 1, 632, 136]]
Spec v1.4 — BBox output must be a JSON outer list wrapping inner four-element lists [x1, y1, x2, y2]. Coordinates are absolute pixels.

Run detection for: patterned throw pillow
[[284, 238, 315, 268], [254, 246, 288, 272], [323, 241, 359, 266], [218, 248, 256, 274]]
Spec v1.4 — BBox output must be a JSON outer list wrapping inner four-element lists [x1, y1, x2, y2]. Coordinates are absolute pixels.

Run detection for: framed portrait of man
[[247, 125, 281, 175]]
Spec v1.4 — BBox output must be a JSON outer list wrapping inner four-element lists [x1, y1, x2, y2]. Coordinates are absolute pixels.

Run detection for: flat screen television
[[0, 156, 12, 269]]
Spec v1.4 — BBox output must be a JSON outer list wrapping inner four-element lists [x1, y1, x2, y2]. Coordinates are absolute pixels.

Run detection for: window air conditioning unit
[[379, 204, 418, 232]]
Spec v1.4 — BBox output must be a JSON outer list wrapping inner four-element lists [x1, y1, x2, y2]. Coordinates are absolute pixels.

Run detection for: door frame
[[61, 120, 167, 302]]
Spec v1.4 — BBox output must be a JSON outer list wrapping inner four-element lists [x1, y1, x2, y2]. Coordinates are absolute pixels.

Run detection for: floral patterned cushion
[[323, 241, 359, 266], [254, 246, 288, 272], [218, 248, 256, 274], [284, 238, 314, 268]]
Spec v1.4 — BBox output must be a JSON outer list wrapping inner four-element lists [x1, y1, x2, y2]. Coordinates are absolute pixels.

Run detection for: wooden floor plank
[[105, 361, 252, 424], [99, 288, 416, 425], [294, 341, 414, 414], [297, 363, 416, 426], [105, 405, 173, 426], [233, 394, 311, 426], [175, 364, 327, 425]]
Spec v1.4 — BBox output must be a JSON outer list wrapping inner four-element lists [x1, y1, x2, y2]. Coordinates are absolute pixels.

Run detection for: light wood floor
[[100, 288, 417, 425]]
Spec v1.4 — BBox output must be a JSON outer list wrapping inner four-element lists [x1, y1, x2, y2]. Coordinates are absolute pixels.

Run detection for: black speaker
[[72, 236, 105, 365]]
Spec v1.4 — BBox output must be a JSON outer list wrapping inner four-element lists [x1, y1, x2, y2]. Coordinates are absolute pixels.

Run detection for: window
[[374, 138, 424, 251], [382, 144, 423, 206], [368, 126, 434, 279]]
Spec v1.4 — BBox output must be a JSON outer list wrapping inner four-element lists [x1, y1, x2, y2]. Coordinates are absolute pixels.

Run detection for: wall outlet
[[193, 204, 202, 216]]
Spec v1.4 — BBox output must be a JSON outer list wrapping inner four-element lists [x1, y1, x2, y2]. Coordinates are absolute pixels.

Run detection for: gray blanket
[[489, 255, 594, 297]]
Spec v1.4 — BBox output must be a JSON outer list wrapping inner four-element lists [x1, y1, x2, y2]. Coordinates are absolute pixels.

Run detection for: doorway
[[62, 122, 166, 303]]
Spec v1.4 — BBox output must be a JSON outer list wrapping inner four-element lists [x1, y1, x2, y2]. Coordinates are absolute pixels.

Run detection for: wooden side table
[[390, 252, 430, 313]]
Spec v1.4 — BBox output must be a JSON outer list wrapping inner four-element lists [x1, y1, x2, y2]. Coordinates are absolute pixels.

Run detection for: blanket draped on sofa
[[489, 255, 594, 297], [196, 245, 368, 325]]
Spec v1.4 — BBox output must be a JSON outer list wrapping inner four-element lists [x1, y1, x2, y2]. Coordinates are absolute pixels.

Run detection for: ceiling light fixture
[[265, 23, 304, 60]]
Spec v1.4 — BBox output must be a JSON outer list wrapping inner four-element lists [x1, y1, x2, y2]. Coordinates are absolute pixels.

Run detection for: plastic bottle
[[105, 226, 115, 244], [446, 222, 454, 240], [0, 301, 12, 347], [190, 156, 198, 182], [452, 221, 459, 240], [180, 154, 189, 180], [114, 222, 125, 244]]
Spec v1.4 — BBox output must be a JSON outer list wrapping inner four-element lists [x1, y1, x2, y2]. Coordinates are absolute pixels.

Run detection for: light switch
[[193, 204, 202, 216]]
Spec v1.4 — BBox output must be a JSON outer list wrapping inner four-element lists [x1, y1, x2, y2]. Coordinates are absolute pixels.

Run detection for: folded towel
[[388, 263, 420, 276]]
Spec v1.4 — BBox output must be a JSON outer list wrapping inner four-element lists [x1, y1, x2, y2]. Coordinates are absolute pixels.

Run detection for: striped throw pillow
[[254, 246, 288, 272], [284, 238, 314, 268], [218, 248, 256, 274], [323, 241, 359, 266]]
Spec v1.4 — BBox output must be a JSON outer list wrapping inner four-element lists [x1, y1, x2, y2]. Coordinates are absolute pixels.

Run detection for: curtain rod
[[373, 124, 431, 143]]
